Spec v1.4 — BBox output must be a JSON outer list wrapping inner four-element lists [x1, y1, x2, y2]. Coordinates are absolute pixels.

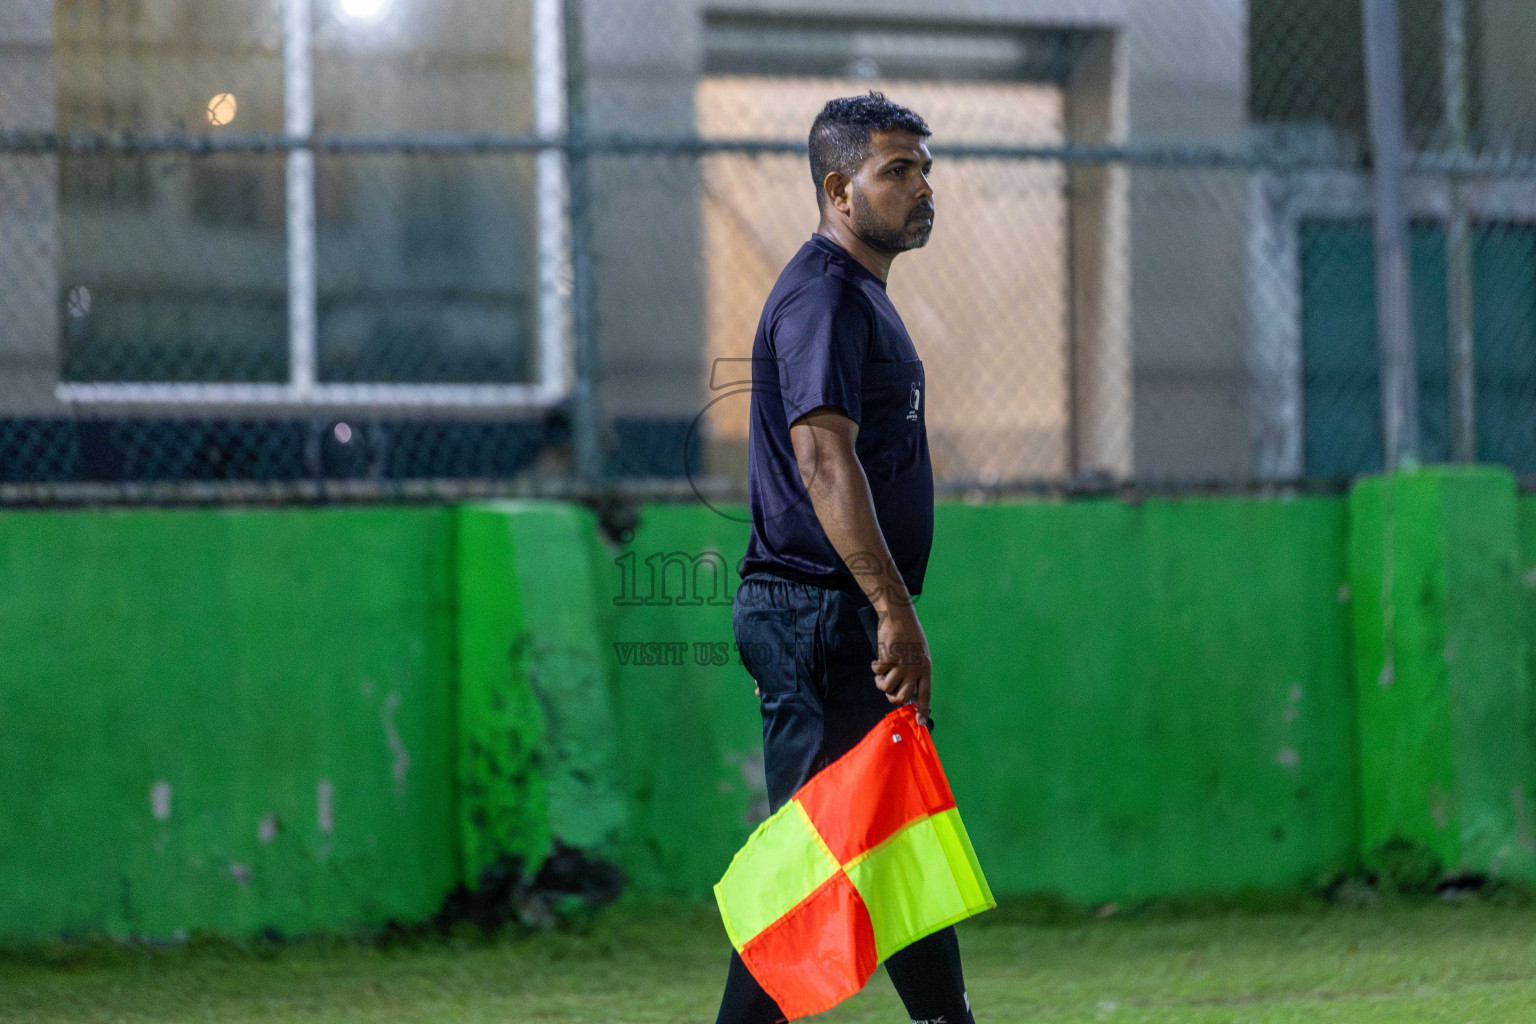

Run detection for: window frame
[[55, 0, 571, 410], [1248, 165, 1536, 478]]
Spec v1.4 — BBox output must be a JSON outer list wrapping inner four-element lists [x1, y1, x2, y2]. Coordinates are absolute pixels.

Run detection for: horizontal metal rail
[[6, 129, 1532, 174], [0, 473, 1361, 511], [0, 130, 1369, 168], [53, 381, 564, 408]]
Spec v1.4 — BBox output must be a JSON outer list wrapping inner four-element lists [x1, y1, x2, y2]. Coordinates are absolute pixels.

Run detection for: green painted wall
[[603, 506, 758, 896], [1349, 470, 1536, 882], [0, 508, 459, 941], [456, 507, 551, 886], [608, 497, 1360, 904], [1519, 495, 1536, 799], [922, 498, 1358, 903], [1348, 476, 1461, 874], [456, 503, 627, 886], [2, 486, 1530, 941]]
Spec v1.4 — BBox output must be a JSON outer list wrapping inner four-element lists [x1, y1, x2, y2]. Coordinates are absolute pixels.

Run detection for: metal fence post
[[564, 0, 603, 486], [283, 0, 316, 398], [1362, 0, 1421, 471], [1443, 0, 1477, 463]]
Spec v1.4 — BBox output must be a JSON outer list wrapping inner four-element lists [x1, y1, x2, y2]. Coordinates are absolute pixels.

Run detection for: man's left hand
[[871, 604, 932, 719]]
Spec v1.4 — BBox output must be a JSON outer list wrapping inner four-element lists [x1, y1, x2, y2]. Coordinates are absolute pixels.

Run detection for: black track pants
[[714, 573, 974, 1024]]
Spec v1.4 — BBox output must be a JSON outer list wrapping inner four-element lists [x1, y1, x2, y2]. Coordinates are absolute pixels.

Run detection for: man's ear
[[822, 170, 852, 216]]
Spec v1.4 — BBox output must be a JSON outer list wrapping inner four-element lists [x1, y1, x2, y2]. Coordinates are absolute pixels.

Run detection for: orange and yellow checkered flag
[[714, 705, 995, 1019]]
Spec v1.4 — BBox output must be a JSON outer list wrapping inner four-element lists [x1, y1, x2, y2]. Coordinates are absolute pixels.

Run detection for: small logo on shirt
[[907, 382, 921, 421]]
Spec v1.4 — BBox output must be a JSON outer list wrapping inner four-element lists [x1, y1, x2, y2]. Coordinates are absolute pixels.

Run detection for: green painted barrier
[[1349, 469, 1536, 884], [921, 497, 1358, 903], [455, 503, 626, 887], [1521, 497, 1536, 732], [604, 505, 757, 895], [1, 482, 1532, 941], [455, 506, 552, 886], [0, 508, 459, 941], [609, 497, 1359, 903]]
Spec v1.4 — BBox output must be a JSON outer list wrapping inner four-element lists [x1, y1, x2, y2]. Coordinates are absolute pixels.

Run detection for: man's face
[[848, 130, 935, 254]]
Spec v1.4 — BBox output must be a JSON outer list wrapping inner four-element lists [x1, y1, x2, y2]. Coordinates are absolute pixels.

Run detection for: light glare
[[206, 93, 237, 126], [337, 0, 388, 20]]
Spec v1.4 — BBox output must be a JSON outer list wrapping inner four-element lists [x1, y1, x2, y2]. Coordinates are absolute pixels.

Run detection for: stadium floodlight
[[337, 0, 389, 21]]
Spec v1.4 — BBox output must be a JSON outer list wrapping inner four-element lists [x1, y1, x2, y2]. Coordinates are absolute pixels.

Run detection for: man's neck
[[815, 220, 894, 282]]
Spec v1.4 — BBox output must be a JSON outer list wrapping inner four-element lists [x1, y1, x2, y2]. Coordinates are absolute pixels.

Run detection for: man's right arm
[[789, 407, 932, 718]]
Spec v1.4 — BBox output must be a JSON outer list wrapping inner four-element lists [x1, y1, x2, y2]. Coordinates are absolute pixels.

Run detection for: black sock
[[714, 928, 973, 1024], [884, 927, 975, 1024]]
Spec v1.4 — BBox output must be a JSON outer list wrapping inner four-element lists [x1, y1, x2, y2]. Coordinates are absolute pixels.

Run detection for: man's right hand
[[872, 604, 932, 719]]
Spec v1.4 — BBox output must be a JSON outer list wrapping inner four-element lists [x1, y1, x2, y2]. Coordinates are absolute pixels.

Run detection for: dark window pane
[[313, 0, 538, 385], [55, 0, 286, 384], [1300, 220, 1450, 476], [1473, 224, 1536, 473]]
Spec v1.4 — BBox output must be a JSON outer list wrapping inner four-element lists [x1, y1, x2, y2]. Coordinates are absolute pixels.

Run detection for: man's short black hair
[[808, 91, 931, 206]]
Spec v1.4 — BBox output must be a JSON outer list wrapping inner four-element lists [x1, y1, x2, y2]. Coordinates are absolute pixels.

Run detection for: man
[[716, 92, 974, 1024]]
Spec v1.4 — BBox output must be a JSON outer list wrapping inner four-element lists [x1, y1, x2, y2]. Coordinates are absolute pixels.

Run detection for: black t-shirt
[[737, 233, 935, 597]]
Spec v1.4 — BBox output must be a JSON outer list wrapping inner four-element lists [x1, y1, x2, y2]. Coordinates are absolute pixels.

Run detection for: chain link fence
[[0, 0, 1533, 503]]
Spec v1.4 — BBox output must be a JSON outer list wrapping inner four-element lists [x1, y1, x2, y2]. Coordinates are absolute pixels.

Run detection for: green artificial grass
[[4, 896, 1536, 1023]]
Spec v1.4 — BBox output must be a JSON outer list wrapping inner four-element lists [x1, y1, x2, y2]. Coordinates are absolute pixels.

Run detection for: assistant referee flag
[[714, 705, 995, 1019]]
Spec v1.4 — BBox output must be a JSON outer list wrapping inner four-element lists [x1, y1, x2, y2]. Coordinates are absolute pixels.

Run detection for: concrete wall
[[457, 500, 627, 887], [1350, 470, 1536, 881], [1522, 496, 1536, 717], [3, 473, 1531, 940], [579, 0, 1251, 481], [0, 508, 459, 940], [607, 496, 1358, 901], [1123, 0, 1251, 479], [577, 0, 704, 422], [495, 474, 1536, 902], [1477, 0, 1536, 155], [1519, 493, 1536, 835], [0, 0, 60, 415]]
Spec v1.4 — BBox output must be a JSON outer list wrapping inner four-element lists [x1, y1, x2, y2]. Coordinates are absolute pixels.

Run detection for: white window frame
[[1248, 167, 1536, 479], [56, 0, 570, 410]]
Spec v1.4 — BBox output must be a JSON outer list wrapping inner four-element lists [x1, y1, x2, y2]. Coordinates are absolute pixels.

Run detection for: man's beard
[[852, 191, 933, 254]]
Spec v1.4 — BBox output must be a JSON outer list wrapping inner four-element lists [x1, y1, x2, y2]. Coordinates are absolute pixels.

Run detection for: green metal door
[[1300, 221, 1536, 476]]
